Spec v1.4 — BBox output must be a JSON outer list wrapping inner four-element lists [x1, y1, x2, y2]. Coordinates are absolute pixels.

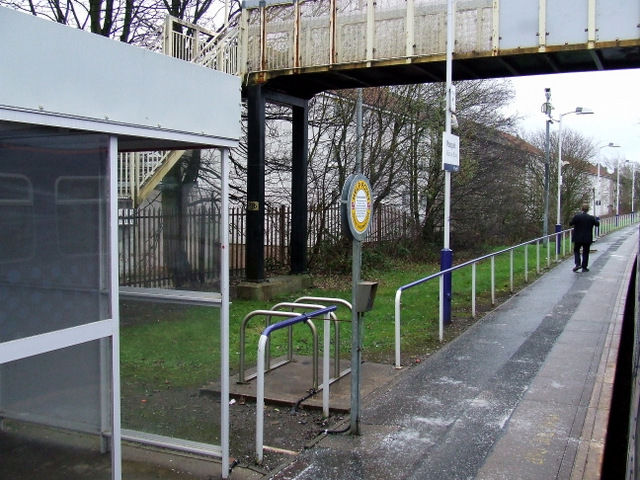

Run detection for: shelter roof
[[0, 7, 241, 151]]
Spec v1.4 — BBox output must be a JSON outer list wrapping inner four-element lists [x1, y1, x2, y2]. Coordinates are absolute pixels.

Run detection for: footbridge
[[167, 0, 640, 97], [125, 0, 640, 281]]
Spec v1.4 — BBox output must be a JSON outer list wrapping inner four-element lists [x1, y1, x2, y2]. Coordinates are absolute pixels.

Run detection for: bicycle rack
[[238, 297, 352, 387], [239, 309, 320, 389], [294, 296, 353, 381], [255, 306, 336, 464]]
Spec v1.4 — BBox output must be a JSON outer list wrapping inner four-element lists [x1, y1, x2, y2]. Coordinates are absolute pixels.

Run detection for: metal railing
[[117, 150, 186, 207], [393, 219, 638, 369], [255, 306, 336, 464], [294, 296, 353, 418], [117, 151, 163, 202], [598, 212, 637, 236], [239, 309, 320, 390], [238, 298, 352, 388], [394, 229, 571, 369], [162, 15, 240, 75]]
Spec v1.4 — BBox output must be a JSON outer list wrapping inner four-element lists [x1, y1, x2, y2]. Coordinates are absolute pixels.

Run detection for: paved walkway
[[267, 225, 638, 480]]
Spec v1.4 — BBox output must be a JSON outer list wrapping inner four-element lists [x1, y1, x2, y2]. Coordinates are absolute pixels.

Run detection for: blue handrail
[[261, 306, 336, 336], [394, 228, 572, 369], [393, 214, 639, 369]]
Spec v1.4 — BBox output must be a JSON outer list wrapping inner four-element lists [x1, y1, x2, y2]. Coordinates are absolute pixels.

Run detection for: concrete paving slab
[[202, 356, 403, 413], [475, 400, 583, 480]]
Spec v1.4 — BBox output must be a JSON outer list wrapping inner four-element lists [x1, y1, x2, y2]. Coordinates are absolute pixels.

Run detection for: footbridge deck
[[167, 0, 640, 98]]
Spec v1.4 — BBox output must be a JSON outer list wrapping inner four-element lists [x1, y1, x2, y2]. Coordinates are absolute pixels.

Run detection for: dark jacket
[[569, 212, 600, 244]]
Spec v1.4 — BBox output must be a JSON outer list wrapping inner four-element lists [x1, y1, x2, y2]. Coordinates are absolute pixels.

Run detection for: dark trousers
[[574, 241, 591, 269]]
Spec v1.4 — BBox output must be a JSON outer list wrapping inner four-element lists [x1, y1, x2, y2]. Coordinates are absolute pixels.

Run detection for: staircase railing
[[117, 150, 185, 207], [118, 151, 163, 205], [162, 15, 240, 75], [118, 16, 240, 207]]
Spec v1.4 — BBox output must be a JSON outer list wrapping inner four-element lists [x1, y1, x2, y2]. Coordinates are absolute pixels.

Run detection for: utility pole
[[541, 88, 553, 240]]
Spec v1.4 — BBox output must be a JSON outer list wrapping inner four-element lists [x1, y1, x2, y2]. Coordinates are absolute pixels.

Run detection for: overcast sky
[[506, 68, 640, 168]]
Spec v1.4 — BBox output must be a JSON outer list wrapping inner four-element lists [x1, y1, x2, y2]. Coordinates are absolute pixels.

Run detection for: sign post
[[341, 173, 372, 435], [441, 0, 457, 328]]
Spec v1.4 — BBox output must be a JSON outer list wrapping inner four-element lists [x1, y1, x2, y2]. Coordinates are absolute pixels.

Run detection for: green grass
[[120, 239, 571, 389]]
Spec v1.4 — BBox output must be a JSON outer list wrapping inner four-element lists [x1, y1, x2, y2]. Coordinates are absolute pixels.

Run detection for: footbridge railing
[[158, 1, 640, 86]]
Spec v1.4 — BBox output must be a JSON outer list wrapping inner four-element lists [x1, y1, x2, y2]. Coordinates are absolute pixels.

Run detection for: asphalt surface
[[267, 224, 638, 480]]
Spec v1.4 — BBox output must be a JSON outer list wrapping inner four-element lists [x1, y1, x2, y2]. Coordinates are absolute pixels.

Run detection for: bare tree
[[300, 80, 520, 254], [5, 0, 169, 43]]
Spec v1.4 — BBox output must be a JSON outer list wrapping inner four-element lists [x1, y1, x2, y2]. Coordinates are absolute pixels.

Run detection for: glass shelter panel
[[118, 148, 225, 460], [0, 123, 114, 479], [0, 126, 110, 341], [120, 300, 222, 447]]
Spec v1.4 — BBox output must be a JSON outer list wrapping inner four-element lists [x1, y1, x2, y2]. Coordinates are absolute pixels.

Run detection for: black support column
[[246, 84, 266, 282], [245, 87, 309, 281], [290, 100, 309, 274]]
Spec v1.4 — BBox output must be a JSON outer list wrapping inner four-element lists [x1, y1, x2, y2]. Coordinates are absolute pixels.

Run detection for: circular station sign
[[341, 174, 373, 241]]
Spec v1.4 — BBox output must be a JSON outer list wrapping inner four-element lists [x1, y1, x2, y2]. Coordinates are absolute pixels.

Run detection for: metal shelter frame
[[0, 7, 240, 479]]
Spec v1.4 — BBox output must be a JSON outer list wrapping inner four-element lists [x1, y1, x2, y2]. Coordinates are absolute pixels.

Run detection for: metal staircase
[[118, 16, 239, 207]]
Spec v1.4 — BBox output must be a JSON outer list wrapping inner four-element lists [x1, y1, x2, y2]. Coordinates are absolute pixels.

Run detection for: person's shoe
[[573, 265, 581, 272], [582, 267, 589, 272]]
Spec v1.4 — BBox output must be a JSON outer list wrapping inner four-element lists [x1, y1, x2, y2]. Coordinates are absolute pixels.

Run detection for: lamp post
[[555, 107, 594, 254], [541, 89, 553, 241]]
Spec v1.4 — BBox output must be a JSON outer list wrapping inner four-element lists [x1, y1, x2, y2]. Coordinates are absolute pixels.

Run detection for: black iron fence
[[119, 202, 415, 287]]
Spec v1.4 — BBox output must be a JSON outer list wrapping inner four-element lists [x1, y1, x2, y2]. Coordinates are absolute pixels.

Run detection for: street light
[[541, 88, 553, 241], [555, 107, 594, 253]]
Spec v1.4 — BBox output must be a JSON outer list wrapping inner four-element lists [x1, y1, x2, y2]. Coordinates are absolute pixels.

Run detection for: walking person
[[569, 204, 600, 272]]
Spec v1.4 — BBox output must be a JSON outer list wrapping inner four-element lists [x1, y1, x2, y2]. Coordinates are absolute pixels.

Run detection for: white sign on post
[[442, 131, 460, 172]]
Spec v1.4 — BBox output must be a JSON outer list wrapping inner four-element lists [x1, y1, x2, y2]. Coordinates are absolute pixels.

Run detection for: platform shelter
[[0, 7, 240, 479]]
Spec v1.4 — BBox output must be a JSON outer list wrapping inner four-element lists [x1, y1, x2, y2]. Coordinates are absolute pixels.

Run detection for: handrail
[[393, 215, 639, 369], [256, 306, 336, 464], [394, 228, 570, 369], [272, 301, 345, 378]]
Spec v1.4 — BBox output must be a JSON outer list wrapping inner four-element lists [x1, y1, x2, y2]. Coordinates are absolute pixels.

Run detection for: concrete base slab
[[201, 355, 402, 413], [235, 275, 313, 301]]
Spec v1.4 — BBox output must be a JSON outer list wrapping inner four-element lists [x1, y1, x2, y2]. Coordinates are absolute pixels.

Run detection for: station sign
[[442, 131, 460, 172], [341, 174, 373, 241]]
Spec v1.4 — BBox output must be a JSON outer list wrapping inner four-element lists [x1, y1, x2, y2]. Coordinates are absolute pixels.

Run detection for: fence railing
[[119, 202, 414, 287], [119, 204, 222, 287], [393, 213, 638, 369]]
